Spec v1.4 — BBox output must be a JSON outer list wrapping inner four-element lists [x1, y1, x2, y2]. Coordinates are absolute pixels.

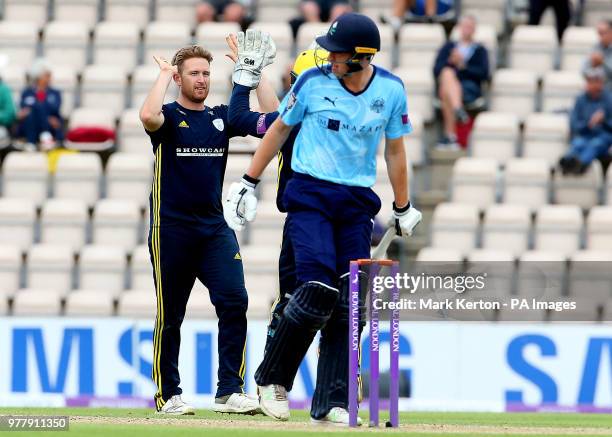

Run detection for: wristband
[[393, 201, 411, 214], [242, 174, 260, 187]]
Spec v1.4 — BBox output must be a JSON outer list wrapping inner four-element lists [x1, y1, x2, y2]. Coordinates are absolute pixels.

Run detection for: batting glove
[[223, 175, 259, 232], [392, 201, 422, 237], [232, 29, 276, 89]]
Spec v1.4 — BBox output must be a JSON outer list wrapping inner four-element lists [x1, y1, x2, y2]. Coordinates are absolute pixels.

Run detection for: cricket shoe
[[257, 384, 290, 421], [156, 395, 195, 415], [212, 393, 261, 415], [310, 407, 362, 427]]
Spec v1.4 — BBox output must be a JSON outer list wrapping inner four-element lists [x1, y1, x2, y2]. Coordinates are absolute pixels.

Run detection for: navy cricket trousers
[[283, 172, 382, 287], [149, 220, 248, 410]]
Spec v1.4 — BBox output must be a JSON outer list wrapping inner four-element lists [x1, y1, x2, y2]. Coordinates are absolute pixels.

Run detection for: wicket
[[348, 259, 400, 428]]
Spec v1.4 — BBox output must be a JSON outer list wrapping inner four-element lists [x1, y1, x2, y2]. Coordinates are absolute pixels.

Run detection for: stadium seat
[[548, 296, 601, 322], [415, 247, 464, 262], [143, 21, 192, 65], [40, 199, 88, 252], [450, 23, 498, 71], [296, 22, 331, 52], [195, 22, 241, 60], [93, 22, 141, 71], [450, 157, 498, 209], [0, 292, 8, 315], [516, 250, 566, 298], [606, 162, 612, 205], [256, 1, 300, 22], [586, 206, 612, 251], [430, 203, 479, 254], [240, 245, 280, 275], [553, 159, 603, 209], [225, 154, 255, 186], [561, 26, 598, 71], [249, 22, 294, 68], [466, 249, 515, 297], [583, 0, 612, 27], [2, 65, 26, 104], [244, 272, 278, 318], [461, 0, 505, 34], [469, 112, 520, 163], [105, 0, 151, 28], [79, 245, 127, 295], [398, 23, 446, 69], [2, 152, 49, 206], [81, 65, 128, 116], [64, 108, 116, 151], [130, 245, 154, 290], [490, 69, 538, 120], [541, 71, 584, 113], [228, 135, 259, 154], [0, 21, 39, 68], [106, 153, 154, 207], [50, 65, 78, 118], [522, 113, 569, 166], [43, 21, 90, 71], [3, 0, 48, 28], [155, 0, 200, 25], [403, 112, 425, 166], [504, 158, 551, 211], [0, 198, 36, 251], [131, 64, 179, 108], [534, 205, 583, 256], [54, 0, 100, 27], [12, 288, 63, 316], [26, 244, 74, 293], [119, 109, 151, 153], [0, 245, 22, 295], [65, 289, 115, 316], [206, 56, 234, 101], [247, 202, 284, 247], [117, 289, 156, 317], [374, 25, 394, 70], [53, 152, 102, 206], [568, 250, 612, 303], [603, 299, 612, 322], [185, 288, 216, 319], [393, 68, 434, 122], [509, 25, 557, 76], [481, 204, 531, 256], [92, 199, 142, 251]]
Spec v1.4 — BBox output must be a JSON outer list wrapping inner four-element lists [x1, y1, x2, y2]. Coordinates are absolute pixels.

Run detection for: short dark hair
[[172, 46, 213, 74]]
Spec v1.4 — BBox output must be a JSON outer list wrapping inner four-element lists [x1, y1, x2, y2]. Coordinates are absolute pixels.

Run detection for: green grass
[[0, 408, 610, 437]]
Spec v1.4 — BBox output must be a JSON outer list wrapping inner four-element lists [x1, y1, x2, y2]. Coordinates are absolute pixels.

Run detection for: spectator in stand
[[16, 59, 63, 150], [289, 0, 352, 38], [196, 0, 248, 27], [433, 15, 489, 149], [384, 0, 454, 35], [528, 0, 571, 42], [0, 56, 16, 148], [559, 67, 612, 175], [583, 20, 612, 90]]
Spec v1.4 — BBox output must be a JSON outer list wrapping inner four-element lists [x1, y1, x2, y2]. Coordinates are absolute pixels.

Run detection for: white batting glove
[[223, 176, 259, 232], [232, 29, 276, 88], [392, 202, 422, 237]]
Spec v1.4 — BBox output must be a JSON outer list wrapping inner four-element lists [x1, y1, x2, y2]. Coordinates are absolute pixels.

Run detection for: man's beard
[[184, 88, 207, 104]]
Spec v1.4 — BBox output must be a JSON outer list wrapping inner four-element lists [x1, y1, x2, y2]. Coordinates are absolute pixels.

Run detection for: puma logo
[[323, 96, 338, 106]]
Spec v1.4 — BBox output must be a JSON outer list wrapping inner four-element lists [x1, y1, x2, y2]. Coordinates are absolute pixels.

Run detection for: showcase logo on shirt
[[176, 146, 224, 157]]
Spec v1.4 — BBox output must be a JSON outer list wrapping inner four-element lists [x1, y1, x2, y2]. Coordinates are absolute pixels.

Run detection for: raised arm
[[139, 56, 176, 132], [256, 73, 281, 112]]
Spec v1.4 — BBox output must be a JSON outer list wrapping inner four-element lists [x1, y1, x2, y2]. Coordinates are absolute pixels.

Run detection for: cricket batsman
[[223, 13, 422, 423]]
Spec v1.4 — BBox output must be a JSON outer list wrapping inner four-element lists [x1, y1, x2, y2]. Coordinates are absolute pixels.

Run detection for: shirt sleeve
[[385, 85, 412, 140], [278, 74, 310, 126], [145, 105, 171, 151]]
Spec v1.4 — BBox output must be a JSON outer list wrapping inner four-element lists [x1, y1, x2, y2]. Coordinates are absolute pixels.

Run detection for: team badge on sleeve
[[286, 92, 297, 110], [402, 114, 410, 125]]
